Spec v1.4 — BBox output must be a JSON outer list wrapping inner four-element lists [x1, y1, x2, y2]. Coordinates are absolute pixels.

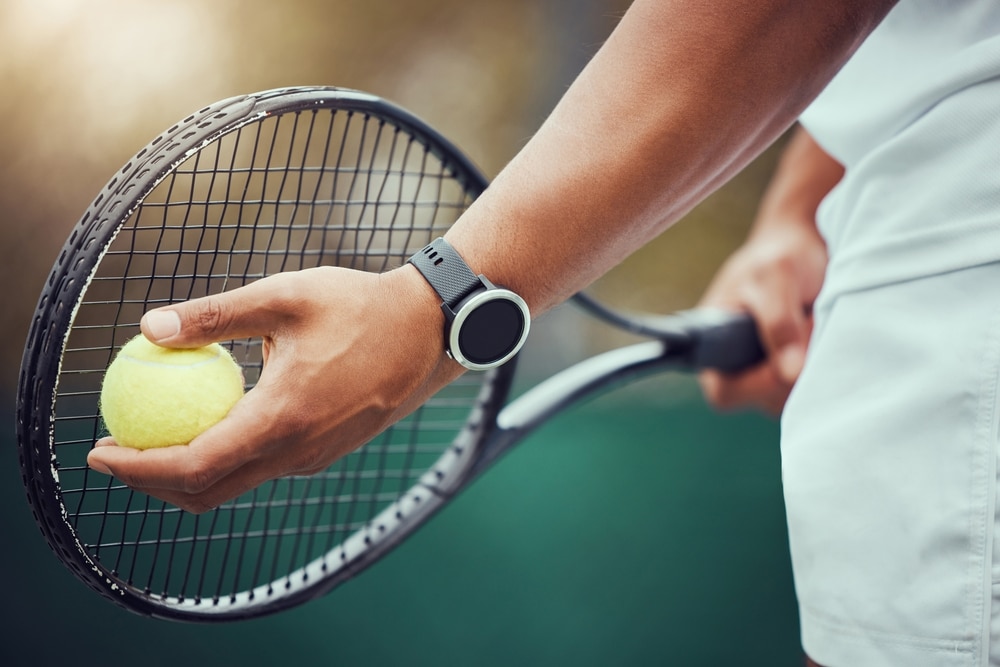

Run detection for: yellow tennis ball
[[99, 335, 245, 450]]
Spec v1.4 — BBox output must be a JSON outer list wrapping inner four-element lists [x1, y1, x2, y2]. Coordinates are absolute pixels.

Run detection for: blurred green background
[[1, 1, 799, 665]]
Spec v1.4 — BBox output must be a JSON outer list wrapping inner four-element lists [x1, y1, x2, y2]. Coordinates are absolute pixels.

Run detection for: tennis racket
[[16, 86, 765, 622]]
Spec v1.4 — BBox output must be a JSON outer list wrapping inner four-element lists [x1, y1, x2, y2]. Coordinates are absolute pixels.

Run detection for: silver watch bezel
[[448, 288, 530, 371]]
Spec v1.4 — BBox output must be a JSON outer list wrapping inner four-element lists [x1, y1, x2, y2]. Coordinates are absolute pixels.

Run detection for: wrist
[[383, 263, 452, 363], [402, 237, 530, 371], [747, 213, 825, 255]]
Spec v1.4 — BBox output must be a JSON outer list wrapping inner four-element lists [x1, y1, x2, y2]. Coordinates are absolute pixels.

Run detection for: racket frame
[[16, 86, 763, 622], [16, 87, 514, 621]]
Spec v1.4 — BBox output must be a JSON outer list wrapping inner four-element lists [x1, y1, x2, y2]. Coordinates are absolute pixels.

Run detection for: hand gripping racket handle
[[570, 295, 765, 373], [670, 308, 766, 373]]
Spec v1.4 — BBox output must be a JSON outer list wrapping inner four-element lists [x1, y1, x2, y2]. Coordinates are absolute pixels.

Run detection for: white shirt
[[799, 0, 1000, 306]]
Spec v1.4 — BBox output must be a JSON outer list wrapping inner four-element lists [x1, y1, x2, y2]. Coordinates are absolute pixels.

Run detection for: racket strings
[[50, 105, 485, 605]]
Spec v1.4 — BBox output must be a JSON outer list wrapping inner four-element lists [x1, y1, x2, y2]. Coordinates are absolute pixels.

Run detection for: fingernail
[[778, 345, 806, 382], [143, 310, 181, 341], [89, 460, 112, 475]]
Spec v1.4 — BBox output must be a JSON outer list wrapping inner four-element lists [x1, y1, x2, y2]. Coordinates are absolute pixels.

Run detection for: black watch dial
[[456, 296, 527, 366]]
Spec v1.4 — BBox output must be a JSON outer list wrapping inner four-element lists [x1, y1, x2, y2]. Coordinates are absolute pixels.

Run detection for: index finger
[[698, 363, 791, 415]]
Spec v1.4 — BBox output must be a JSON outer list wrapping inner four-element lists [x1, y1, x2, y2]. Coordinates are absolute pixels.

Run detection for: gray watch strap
[[407, 237, 483, 309]]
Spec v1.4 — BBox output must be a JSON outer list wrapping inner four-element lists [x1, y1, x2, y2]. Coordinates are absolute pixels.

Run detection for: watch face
[[449, 288, 530, 370], [457, 297, 527, 366]]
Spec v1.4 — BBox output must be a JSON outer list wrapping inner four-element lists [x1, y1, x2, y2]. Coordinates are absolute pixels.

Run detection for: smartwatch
[[407, 237, 530, 371]]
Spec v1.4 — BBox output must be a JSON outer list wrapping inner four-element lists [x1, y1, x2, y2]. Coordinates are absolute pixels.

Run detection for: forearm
[[446, 0, 891, 315], [749, 125, 844, 240], [88, 1, 891, 510]]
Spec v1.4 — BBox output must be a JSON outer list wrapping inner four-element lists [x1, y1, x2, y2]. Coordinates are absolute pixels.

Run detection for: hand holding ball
[[100, 335, 245, 450]]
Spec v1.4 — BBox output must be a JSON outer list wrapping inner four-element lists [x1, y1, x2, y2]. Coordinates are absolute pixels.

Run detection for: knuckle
[[183, 500, 216, 515], [192, 296, 230, 336], [700, 370, 759, 412], [264, 272, 308, 309], [698, 372, 732, 409], [306, 453, 333, 475], [249, 272, 311, 329], [180, 459, 217, 495], [291, 445, 331, 476], [711, 392, 739, 411], [761, 313, 799, 345], [767, 250, 799, 275]]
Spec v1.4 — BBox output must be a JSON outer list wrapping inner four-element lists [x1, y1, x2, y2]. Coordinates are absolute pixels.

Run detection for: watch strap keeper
[[407, 237, 484, 309]]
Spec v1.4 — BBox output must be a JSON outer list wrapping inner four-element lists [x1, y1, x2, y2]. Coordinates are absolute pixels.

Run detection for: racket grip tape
[[683, 310, 766, 373]]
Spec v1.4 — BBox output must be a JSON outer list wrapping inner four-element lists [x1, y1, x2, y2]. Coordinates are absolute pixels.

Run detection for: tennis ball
[[99, 335, 245, 450]]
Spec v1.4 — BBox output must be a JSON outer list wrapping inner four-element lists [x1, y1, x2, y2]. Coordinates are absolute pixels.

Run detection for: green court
[[2, 378, 800, 666]]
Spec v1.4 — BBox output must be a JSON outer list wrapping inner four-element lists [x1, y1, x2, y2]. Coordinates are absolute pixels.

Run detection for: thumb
[[141, 274, 295, 347]]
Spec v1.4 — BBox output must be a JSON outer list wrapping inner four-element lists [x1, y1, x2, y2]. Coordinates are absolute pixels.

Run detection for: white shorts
[[783, 261, 1000, 666]]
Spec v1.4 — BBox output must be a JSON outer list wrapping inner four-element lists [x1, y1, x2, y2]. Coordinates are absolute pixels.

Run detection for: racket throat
[[494, 341, 675, 442]]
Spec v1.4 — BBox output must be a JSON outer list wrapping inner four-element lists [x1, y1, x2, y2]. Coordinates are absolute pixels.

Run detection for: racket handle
[[678, 309, 766, 373], [491, 310, 765, 454]]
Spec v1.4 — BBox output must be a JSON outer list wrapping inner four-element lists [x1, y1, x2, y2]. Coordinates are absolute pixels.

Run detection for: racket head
[[16, 87, 515, 621]]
